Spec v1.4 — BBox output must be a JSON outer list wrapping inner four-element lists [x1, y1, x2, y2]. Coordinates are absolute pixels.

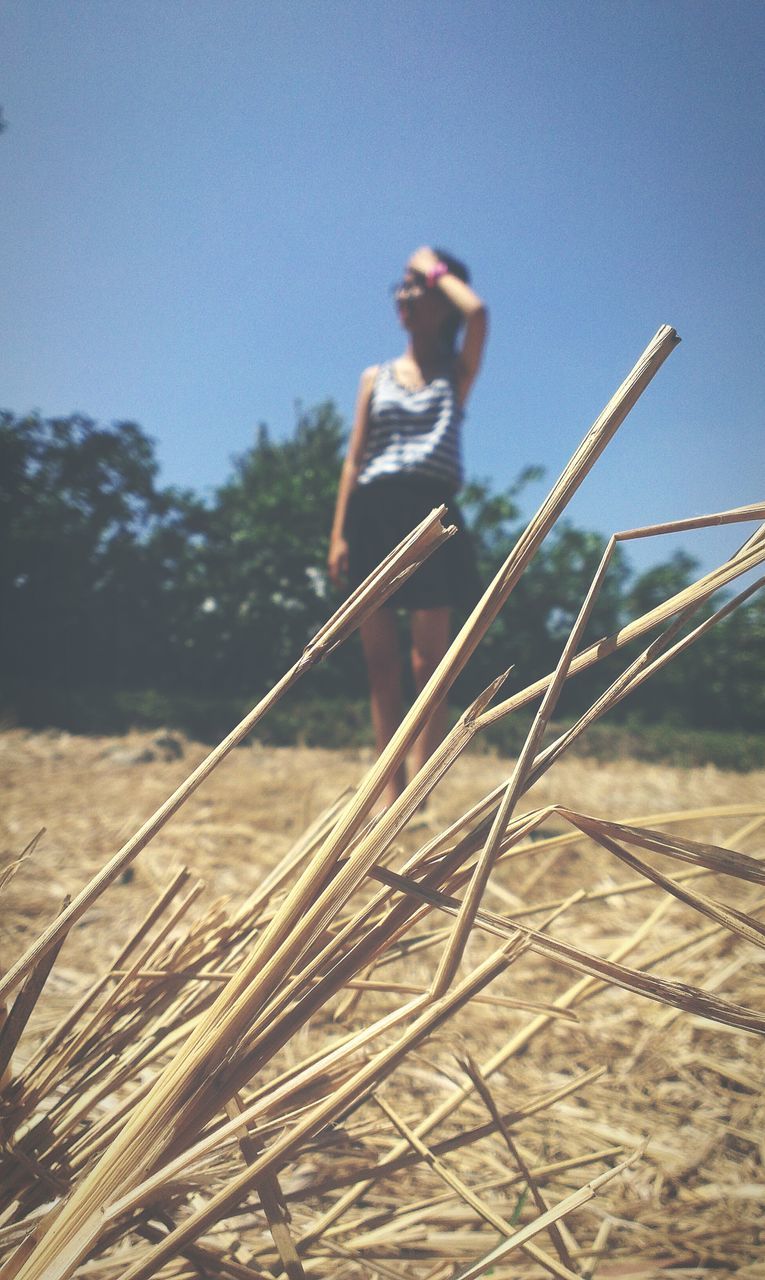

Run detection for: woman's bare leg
[[360, 608, 407, 806], [409, 607, 451, 779]]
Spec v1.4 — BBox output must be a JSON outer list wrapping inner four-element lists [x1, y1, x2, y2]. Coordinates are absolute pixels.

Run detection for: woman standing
[[328, 246, 488, 807]]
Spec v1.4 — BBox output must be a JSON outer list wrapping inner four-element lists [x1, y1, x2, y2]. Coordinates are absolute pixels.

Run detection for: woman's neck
[[405, 336, 450, 375]]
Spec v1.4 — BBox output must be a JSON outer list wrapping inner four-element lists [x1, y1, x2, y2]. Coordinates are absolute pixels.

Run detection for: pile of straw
[[1, 326, 764, 1279]]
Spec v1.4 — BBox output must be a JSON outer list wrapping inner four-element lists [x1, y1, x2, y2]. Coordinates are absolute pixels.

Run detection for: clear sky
[[2, 0, 763, 577]]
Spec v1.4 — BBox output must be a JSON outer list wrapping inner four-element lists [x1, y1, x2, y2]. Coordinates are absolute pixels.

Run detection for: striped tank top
[[357, 362, 464, 491]]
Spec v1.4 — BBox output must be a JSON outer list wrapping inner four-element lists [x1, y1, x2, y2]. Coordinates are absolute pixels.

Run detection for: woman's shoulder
[[361, 362, 384, 382], [352, 365, 381, 405]]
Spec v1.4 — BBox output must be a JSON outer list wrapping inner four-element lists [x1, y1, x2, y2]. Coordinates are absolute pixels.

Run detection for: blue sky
[[2, 0, 763, 577]]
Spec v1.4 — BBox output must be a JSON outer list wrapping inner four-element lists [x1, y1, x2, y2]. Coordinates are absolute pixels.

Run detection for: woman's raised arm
[[408, 245, 488, 404]]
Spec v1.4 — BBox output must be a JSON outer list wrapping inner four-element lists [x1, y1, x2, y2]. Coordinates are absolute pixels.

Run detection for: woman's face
[[393, 268, 452, 336]]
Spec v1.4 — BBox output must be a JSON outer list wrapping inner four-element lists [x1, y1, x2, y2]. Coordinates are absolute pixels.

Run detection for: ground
[[1, 727, 764, 1278]]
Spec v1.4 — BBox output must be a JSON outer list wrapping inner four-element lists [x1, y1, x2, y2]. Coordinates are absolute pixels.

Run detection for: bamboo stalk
[[370, 865, 765, 1032], [373, 1093, 582, 1280], [527, 574, 765, 785], [18, 865, 194, 1093], [479, 538, 765, 730], [462, 1057, 576, 1275], [452, 1147, 645, 1280], [0, 505, 452, 1003], [0, 900, 70, 1084], [431, 516, 618, 998], [144, 327, 681, 1133], [113, 939, 528, 1280], [224, 1093, 306, 1280]]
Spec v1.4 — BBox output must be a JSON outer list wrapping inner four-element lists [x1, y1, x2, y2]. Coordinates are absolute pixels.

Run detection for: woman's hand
[[407, 245, 442, 278], [327, 534, 349, 588]]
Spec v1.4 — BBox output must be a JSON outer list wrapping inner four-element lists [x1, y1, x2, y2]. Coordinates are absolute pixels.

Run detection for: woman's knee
[[411, 640, 440, 689], [410, 608, 450, 689], [361, 614, 401, 682], [368, 646, 403, 693]]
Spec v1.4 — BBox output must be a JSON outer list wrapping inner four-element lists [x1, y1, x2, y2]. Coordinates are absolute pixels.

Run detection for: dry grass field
[[2, 726, 764, 1278], [2, 328, 763, 1278]]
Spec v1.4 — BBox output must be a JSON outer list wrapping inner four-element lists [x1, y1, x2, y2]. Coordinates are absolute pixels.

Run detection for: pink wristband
[[426, 261, 448, 288]]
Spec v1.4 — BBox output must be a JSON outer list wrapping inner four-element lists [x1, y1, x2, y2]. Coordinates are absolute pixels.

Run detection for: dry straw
[[2, 324, 765, 1278]]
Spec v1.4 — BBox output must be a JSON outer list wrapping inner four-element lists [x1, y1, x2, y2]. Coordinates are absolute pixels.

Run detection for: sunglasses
[[389, 274, 427, 304]]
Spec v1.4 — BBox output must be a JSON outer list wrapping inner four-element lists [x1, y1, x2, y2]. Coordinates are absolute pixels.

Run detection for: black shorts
[[345, 476, 481, 611]]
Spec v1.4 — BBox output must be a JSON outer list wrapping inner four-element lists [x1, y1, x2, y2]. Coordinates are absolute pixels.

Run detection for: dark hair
[[433, 247, 471, 355]]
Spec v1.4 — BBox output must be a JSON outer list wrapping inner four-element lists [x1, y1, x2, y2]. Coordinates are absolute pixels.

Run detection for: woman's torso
[[357, 361, 464, 491]]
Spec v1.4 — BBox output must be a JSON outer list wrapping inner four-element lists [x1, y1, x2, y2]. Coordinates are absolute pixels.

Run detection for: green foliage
[[0, 411, 207, 690], [685, 592, 765, 732], [456, 475, 628, 714], [198, 402, 351, 693], [6, 687, 761, 770], [1, 402, 763, 752], [482, 713, 765, 772]]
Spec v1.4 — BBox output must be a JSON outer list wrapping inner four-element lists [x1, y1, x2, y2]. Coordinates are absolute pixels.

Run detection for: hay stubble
[[2, 326, 764, 1278]]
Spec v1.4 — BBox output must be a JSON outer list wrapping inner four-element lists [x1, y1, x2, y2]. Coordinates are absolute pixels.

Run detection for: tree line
[[1, 405, 763, 738]]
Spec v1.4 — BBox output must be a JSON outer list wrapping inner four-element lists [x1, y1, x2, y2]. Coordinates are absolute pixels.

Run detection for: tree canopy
[[1, 405, 762, 735]]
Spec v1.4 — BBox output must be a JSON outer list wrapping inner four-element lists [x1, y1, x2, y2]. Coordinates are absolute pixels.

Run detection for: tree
[[197, 401, 355, 693], [457, 471, 628, 714], [1, 403, 761, 735], [699, 592, 765, 731], [0, 412, 203, 690]]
